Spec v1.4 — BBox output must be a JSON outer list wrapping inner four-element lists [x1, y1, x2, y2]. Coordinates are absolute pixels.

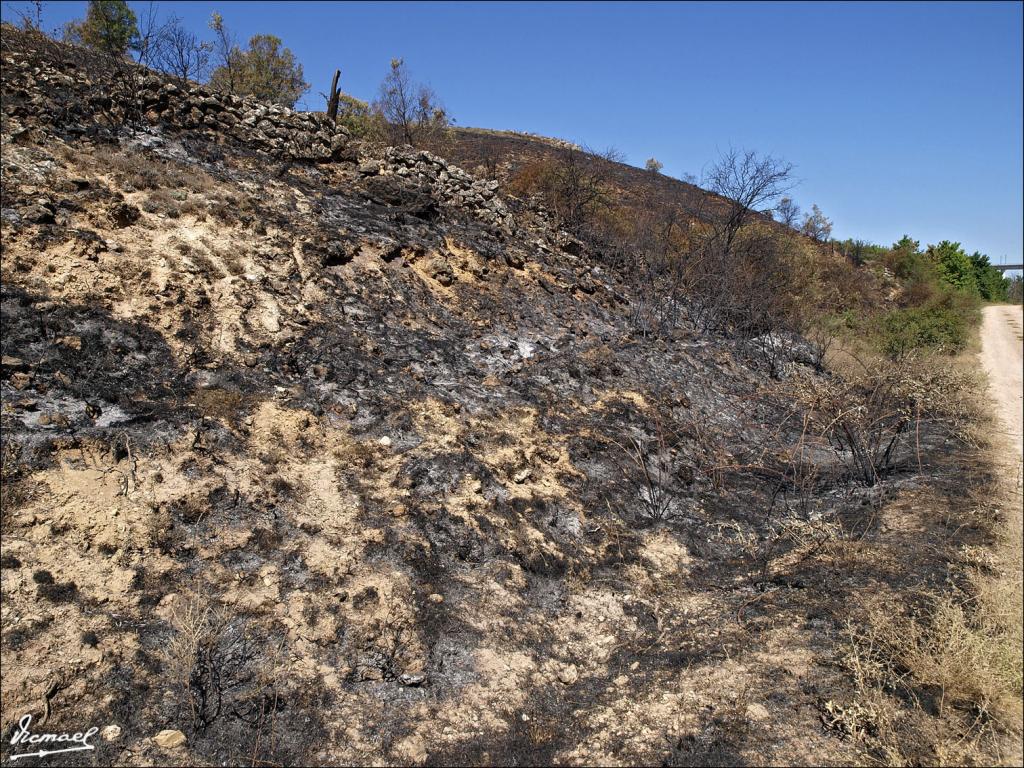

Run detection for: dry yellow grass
[[973, 453, 1024, 724], [835, 323, 1024, 766]]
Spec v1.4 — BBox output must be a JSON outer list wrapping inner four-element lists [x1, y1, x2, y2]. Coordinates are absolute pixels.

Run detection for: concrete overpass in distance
[[993, 262, 1023, 272]]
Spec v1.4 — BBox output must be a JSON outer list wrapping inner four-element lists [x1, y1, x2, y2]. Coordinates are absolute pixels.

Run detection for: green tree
[[63, 0, 139, 55], [335, 93, 381, 139], [209, 31, 309, 107], [884, 235, 925, 279], [968, 251, 1009, 302], [892, 235, 919, 256], [835, 238, 887, 266], [878, 305, 970, 358], [927, 240, 979, 295]]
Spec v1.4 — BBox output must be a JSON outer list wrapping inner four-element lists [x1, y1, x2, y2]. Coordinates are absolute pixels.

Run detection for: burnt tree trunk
[[326, 69, 341, 123]]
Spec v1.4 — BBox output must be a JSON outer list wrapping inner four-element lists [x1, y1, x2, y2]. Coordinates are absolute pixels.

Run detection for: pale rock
[[557, 663, 579, 685], [153, 729, 186, 748], [745, 702, 770, 722]]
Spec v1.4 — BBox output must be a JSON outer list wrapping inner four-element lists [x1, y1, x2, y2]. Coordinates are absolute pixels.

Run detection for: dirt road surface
[[980, 305, 1024, 475], [979, 305, 1023, 765]]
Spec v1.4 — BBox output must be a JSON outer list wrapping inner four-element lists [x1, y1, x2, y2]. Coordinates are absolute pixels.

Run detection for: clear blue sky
[[4, 1, 1022, 262]]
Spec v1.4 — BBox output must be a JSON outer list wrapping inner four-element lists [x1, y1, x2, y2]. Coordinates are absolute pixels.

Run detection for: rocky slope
[[0, 29, 985, 767]]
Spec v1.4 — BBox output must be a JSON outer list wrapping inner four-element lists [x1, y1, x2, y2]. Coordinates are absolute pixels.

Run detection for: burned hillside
[[0, 27, 1010, 767]]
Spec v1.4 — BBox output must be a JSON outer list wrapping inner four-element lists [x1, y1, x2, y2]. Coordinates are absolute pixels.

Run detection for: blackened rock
[[108, 201, 140, 228]]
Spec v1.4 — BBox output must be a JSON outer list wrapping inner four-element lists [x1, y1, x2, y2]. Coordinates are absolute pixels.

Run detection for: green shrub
[[881, 236, 931, 281], [877, 290, 978, 359]]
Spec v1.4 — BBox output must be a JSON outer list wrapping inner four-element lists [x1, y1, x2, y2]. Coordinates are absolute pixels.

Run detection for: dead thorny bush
[[805, 317, 842, 372], [353, 605, 421, 682], [624, 220, 808, 347], [163, 597, 261, 732], [506, 145, 623, 238], [664, 683, 752, 767], [605, 413, 695, 523], [886, 599, 1004, 719], [748, 512, 845, 589], [83, 143, 213, 193], [724, 407, 849, 585], [975, 499, 1024, 704], [1, 440, 37, 525], [710, 227, 801, 339], [794, 354, 981, 487]]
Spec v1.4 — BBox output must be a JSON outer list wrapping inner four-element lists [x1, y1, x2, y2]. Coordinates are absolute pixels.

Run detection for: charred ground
[[0, 27, 1015, 767]]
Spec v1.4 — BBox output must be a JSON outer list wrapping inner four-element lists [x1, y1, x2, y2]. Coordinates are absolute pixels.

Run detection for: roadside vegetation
[[1008, 274, 1024, 304]]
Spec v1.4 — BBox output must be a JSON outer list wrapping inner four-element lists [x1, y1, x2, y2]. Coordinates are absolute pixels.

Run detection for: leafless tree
[[663, 149, 797, 338], [645, 157, 664, 173], [706, 148, 795, 254], [555, 146, 615, 234], [325, 68, 341, 121], [373, 58, 448, 147], [776, 196, 801, 228], [622, 191, 692, 336], [801, 204, 833, 242], [154, 15, 211, 85], [133, 2, 169, 69], [10, 1, 44, 31], [208, 12, 238, 94]]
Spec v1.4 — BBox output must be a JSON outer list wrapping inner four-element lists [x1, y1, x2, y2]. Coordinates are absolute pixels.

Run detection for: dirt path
[[978, 304, 1023, 765], [980, 305, 1024, 473]]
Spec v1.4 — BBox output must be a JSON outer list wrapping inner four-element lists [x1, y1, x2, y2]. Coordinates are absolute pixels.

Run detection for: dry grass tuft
[[841, 590, 1022, 766], [974, 480, 1024, 716]]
